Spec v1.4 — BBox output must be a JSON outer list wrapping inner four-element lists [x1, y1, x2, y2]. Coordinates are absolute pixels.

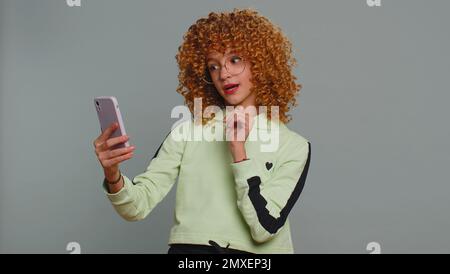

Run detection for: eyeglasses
[[202, 54, 247, 84]]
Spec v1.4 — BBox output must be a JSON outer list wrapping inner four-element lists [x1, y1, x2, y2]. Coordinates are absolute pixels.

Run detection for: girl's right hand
[[93, 122, 135, 181]]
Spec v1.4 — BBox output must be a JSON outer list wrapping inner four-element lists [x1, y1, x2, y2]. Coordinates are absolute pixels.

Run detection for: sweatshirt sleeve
[[230, 139, 311, 243], [102, 125, 186, 221]]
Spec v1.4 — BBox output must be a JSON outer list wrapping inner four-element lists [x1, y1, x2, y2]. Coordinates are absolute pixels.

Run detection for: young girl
[[93, 8, 311, 254]]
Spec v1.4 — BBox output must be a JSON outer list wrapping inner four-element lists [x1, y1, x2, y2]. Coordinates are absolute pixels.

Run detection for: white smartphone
[[94, 96, 130, 150]]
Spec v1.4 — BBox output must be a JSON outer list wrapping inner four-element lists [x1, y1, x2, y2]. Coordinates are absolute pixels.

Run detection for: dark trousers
[[168, 241, 253, 254]]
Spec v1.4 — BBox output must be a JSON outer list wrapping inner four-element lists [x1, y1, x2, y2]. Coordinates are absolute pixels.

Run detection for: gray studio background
[[1, 0, 449, 253]]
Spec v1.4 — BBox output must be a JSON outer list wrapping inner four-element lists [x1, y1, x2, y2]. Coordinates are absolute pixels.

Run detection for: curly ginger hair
[[175, 8, 302, 125]]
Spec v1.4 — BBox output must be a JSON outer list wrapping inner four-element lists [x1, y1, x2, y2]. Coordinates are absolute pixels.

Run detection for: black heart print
[[265, 162, 273, 171]]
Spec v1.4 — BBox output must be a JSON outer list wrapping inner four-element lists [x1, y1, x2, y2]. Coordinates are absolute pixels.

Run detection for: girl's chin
[[224, 98, 242, 106]]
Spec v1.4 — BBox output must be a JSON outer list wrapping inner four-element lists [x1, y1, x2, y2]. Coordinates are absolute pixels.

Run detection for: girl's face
[[206, 49, 256, 108]]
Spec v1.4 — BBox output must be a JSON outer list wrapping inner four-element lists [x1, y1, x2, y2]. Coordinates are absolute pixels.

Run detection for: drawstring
[[208, 240, 230, 254]]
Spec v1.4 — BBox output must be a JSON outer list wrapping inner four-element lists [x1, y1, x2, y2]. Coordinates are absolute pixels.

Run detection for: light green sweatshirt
[[102, 109, 311, 254]]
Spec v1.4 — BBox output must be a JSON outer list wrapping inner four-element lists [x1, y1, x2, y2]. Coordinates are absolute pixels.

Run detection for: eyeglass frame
[[201, 53, 247, 84]]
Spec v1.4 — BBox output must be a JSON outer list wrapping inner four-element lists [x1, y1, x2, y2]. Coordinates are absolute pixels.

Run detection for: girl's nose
[[219, 66, 232, 80]]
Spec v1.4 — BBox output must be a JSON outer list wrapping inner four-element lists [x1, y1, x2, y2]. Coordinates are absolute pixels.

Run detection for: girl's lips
[[224, 84, 239, 95]]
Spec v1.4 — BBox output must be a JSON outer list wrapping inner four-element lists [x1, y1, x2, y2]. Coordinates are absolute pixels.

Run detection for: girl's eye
[[208, 64, 218, 71], [231, 56, 242, 63]]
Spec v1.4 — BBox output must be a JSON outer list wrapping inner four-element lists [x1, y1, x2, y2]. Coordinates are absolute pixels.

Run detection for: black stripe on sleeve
[[152, 130, 174, 159], [132, 131, 171, 185], [152, 137, 164, 159], [246, 142, 311, 234]]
